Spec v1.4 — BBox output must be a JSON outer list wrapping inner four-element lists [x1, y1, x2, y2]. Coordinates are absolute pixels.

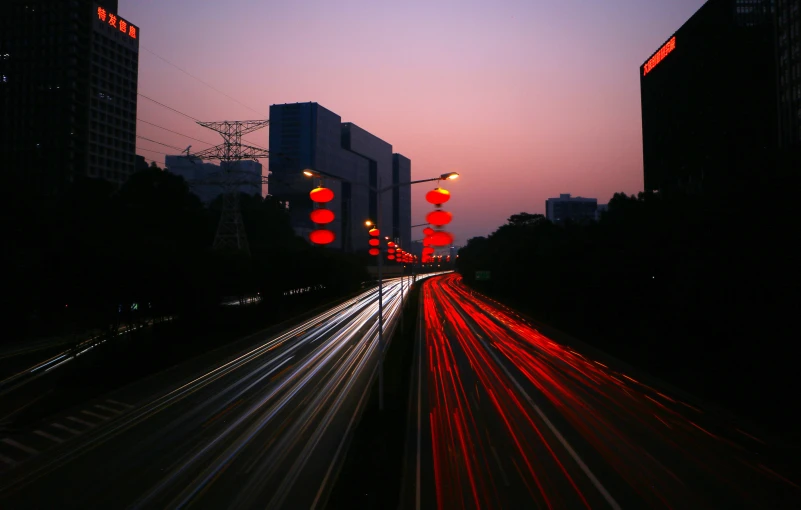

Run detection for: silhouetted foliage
[[456, 176, 800, 433], [1, 167, 367, 343]]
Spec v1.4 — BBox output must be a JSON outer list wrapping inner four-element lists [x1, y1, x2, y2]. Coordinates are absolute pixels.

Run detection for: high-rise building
[[545, 194, 598, 224], [775, 0, 801, 153], [0, 1, 138, 195], [392, 154, 412, 249], [164, 156, 262, 205], [640, 0, 777, 194], [268, 102, 411, 252]]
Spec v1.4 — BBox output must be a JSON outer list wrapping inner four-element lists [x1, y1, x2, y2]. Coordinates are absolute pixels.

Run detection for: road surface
[[0, 276, 421, 509], [410, 274, 800, 509]]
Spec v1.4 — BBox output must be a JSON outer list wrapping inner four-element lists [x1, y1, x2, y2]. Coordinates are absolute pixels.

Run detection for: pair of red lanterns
[[422, 187, 454, 263], [309, 185, 335, 245]]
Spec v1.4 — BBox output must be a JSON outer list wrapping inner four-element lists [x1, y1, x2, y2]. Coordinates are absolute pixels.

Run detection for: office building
[[268, 102, 411, 251], [0, 1, 139, 195], [392, 154, 412, 249], [640, 0, 777, 194], [165, 156, 262, 205], [776, 0, 801, 153], [545, 194, 598, 224]]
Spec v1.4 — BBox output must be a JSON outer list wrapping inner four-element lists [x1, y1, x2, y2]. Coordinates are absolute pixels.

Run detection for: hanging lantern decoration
[[422, 227, 435, 237], [388, 248, 395, 254], [310, 186, 334, 203], [423, 247, 435, 255], [368, 238, 380, 247], [387, 242, 396, 248], [369, 228, 380, 237], [429, 230, 454, 247], [369, 248, 380, 256], [426, 210, 452, 227], [387, 255, 395, 261], [426, 187, 451, 206], [309, 229, 335, 245], [309, 208, 335, 224], [308, 184, 335, 245], [422, 237, 432, 247]]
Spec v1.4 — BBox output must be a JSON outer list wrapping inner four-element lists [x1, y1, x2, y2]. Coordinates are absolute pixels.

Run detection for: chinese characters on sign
[[97, 7, 137, 39], [643, 36, 676, 76]]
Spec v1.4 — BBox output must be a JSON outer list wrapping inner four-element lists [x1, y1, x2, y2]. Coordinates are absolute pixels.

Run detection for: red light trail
[[420, 274, 800, 509]]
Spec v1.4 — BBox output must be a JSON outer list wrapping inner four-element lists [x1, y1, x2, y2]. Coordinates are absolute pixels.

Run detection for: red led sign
[[97, 7, 137, 39], [643, 36, 675, 76]]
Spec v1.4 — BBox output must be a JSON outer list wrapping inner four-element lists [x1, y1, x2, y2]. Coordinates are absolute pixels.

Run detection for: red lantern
[[369, 248, 380, 256], [369, 228, 380, 237], [422, 227, 434, 237], [423, 247, 434, 255], [422, 238, 432, 247], [309, 229, 335, 245], [426, 210, 452, 226], [387, 255, 395, 261], [425, 188, 450, 206], [429, 231, 454, 247], [368, 238, 379, 247], [310, 187, 334, 203], [309, 208, 335, 224], [388, 248, 395, 254], [387, 242, 396, 248]]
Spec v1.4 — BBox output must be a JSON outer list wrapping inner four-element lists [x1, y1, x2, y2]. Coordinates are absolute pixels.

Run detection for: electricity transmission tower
[[190, 120, 270, 254]]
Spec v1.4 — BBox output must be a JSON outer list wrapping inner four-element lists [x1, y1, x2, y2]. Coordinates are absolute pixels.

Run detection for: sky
[[125, 0, 706, 244]]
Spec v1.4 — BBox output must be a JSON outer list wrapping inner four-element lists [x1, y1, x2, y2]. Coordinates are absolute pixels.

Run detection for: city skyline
[[127, 0, 709, 243]]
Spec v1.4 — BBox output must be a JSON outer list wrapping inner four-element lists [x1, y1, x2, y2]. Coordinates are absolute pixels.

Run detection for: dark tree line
[[456, 173, 799, 431], [1, 165, 367, 344]]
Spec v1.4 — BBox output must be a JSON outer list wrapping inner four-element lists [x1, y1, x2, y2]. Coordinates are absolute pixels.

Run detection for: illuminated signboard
[[643, 37, 675, 76], [96, 6, 137, 39]]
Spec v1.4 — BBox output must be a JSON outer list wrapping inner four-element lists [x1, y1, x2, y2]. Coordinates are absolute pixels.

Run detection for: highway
[[413, 274, 800, 509], [0, 276, 419, 509]]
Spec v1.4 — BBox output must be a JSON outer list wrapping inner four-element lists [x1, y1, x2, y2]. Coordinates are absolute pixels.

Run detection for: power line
[[136, 146, 170, 156], [138, 93, 200, 122], [138, 118, 216, 145], [142, 46, 266, 117], [136, 136, 185, 152], [138, 93, 269, 152]]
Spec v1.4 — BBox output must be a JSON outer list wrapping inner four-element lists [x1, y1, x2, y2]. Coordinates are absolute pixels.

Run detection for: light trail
[[420, 274, 801, 509]]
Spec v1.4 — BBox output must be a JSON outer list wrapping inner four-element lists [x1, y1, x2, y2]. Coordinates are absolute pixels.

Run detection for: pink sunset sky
[[125, 0, 705, 244]]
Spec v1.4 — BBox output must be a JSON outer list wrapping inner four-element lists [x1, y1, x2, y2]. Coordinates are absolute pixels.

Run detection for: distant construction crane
[[189, 120, 271, 255]]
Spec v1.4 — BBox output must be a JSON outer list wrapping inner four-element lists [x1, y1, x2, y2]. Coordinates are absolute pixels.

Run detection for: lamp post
[[305, 169, 459, 410]]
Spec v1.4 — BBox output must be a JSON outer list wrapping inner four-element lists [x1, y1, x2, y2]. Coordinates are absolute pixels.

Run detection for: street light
[[365, 220, 374, 227], [303, 168, 460, 410]]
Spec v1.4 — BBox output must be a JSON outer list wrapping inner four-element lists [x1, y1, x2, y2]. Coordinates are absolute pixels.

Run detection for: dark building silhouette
[[640, 0, 778, 194], [0, 1, 139, 195], [268, 102, 411, 251], [775, 0, 801, 154], [545, 194, 598, 224], [392, 154, 411, 248]]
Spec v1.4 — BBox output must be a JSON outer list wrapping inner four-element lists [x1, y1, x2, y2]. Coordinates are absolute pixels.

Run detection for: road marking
[[0, 454, 16, 466], [490, 446, 511, 487], [34, 430, 64, 443], [106, 399, 133, 409], [95, 404, 122, 415], [82, 410, 111, 421], [484, 345, 622, 510], [51, 423, 81, 435], [2, 438, 39, 455], [67, 416, 96, 428]]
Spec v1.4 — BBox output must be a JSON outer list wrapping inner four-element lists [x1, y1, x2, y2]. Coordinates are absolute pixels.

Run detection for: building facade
[[268, 102, 411, 251], [775, 0, 801, 153], [545, 194, 598, 224], [392, 154, 412, 249], [165, 156, 262, 205], [640, 0, 777, 194], [0, 1, 139, 195]]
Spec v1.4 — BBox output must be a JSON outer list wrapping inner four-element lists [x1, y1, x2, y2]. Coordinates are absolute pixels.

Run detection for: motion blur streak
[[0, 276, 436, 509], [420, 274, 800, 509]]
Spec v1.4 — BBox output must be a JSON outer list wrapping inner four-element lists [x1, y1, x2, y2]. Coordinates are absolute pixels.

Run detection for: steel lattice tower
[[190, 120, 270, 254]]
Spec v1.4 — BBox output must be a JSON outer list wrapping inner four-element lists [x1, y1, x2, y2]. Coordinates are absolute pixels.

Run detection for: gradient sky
[[125, 0, 705, 244]]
